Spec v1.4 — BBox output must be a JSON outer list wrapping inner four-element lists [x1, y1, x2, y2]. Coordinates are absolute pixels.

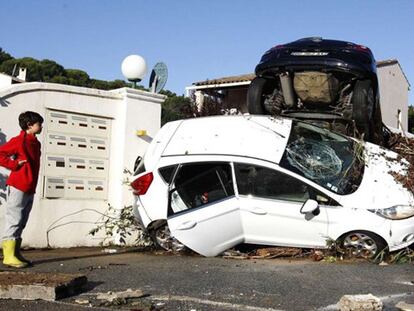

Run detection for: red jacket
[[0, 131, 41, 193]]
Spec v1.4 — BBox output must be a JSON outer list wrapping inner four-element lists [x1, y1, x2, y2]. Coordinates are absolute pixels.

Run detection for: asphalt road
[[0, 247, 413, 310]]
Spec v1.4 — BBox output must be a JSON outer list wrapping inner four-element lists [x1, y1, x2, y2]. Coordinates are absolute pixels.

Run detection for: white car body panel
[[239, 197, 329, 248], [131, 115, 414, 256], [162, 116, 291, 164], [167, 197, 243, 257]]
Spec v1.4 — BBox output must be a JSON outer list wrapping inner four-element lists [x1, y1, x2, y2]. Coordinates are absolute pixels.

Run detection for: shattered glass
[[286, 138, 343, 180], [280, 121, 364, 195]]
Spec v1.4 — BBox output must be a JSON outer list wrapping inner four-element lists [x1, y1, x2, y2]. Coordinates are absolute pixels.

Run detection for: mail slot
[[44, 177, 65, 198]]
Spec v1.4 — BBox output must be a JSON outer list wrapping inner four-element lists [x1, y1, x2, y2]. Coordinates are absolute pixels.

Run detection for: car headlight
[[370, 205, 414, 220]]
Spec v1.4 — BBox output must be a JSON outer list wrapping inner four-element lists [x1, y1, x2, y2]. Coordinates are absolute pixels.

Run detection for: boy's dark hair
[[18, 111, 44, 130]]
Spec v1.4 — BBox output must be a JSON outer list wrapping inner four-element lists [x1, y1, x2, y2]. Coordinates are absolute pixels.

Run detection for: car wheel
[[149, 223, 186, 253], [340, 230, 387, 259], [247, 77, 271, 114], [352, 80, 375, 141]]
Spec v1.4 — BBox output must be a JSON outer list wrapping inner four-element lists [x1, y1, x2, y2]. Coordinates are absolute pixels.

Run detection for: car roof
[[158, 115, 292, 165], [288, 37, 359, 49]]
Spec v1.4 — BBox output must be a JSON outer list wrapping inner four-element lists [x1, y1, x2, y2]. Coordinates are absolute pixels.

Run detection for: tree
[[64, 69, 90, 86], [408, 105, 414, 133], [0, 57, 43, 81], [0, 47, 13, 65], [40, 59, 65, 81], [160, 91, 195, 125]]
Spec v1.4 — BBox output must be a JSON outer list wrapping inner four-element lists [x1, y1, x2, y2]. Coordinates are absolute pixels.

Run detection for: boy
[[0, 111, 43, 268]]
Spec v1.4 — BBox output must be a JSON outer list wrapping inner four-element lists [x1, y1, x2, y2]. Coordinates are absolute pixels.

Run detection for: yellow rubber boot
[[2, 240, 28, 268], [15, 238, 32, 266]]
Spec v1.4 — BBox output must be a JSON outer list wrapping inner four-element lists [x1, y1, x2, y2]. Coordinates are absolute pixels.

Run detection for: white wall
[[377, 64, 409, 130], [0, 82, 163, 247]]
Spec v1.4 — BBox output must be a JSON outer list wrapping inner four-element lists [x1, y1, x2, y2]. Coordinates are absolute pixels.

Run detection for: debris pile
[[388, 132, 414, 193], [338, 294, 383, 311], [222, 247, 303, 260]]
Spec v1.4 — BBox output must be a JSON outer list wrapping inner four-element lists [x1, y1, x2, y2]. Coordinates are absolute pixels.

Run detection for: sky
[[0, 0, 413, 103]]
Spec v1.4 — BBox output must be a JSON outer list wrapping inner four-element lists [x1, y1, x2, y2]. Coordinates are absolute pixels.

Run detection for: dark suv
[[248, 37, 384, 144]]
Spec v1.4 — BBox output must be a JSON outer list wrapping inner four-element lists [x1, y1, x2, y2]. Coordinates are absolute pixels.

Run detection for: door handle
[[248, 207, 267, 215], [176, 221, 197, 230]]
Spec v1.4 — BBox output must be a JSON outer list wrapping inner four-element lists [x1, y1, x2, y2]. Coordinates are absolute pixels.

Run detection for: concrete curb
[[0, 272, 87, 301]]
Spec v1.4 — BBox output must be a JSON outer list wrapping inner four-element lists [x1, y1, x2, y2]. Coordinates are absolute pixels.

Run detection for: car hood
[[339, 142, 414, 209]]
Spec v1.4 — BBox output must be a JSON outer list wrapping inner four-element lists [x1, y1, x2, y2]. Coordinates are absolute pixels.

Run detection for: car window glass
[[159, 165, 178, 184], [235, 163, 339, 206], [279, 121, 364, 195], [235, 163, 310, 202], [133, 157, 145, 176], [169, 162, 234, 215]]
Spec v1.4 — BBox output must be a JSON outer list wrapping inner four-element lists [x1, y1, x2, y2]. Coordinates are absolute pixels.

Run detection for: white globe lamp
[[121, 54, 147, 88]]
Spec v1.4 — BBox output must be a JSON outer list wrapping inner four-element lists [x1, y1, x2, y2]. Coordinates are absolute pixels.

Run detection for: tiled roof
[[193, 73, 255, 86], [376, 59, 398, 67]]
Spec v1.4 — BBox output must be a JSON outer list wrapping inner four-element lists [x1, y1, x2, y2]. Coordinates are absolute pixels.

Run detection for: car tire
[[247, 77, 270, 114], [149, 222, 186, 253], [352, 80, 375, 141], [371, 99, 384, 145], [339, 230, 387, 259]]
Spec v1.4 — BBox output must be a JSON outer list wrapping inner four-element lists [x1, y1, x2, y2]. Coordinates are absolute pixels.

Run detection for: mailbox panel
[[65, 179, 87, 199], [45, 134, 69, 154], [44, 177, 65, 198], [68, 136, 89, 156], [87, 179, 107, 199], [44, 110, 111, 201], [70, 115, 89, 135], [89, 117, 111, 138], [47, 111, 71, 133], [44, 155, 66, 176], [88, 159, 108, 178], [67, 157, 88, 177], [89, 138, 109, 158]]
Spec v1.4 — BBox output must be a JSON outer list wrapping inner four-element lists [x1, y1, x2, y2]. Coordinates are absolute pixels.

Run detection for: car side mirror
[[300, 199, 319, 215]]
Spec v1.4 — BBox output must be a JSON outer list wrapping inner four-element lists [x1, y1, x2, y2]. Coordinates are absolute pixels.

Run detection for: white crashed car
[[131, 115, 414, 258]]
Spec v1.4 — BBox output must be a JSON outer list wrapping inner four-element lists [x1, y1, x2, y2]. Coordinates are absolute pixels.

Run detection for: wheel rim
[[343, 232, 378, 258], [154, 226, 185, 252]]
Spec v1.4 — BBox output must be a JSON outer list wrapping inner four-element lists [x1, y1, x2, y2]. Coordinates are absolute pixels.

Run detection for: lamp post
[[121, 55, 147, 89]]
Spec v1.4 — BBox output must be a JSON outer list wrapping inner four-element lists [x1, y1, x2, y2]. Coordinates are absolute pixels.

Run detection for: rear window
[[168, 162, 234, 216], [159, 165, 178, 184], [133, 157, 146, 176]]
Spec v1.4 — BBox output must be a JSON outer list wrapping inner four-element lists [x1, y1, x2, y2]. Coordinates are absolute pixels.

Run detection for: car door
[[167, 162, 243, 257], [235, 162, 333, 248]]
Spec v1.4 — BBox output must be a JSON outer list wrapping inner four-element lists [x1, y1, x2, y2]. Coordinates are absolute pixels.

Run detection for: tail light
[[352, 44, 371, 53], [131, 172, 153, 195], [270, 44, 285, 51]]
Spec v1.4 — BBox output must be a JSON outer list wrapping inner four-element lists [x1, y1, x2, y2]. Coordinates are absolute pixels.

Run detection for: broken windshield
[[280, 121, 364, 195]]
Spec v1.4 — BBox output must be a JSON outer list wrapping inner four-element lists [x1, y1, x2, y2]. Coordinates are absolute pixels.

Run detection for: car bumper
[[256, 57, 375, 78], [388, 217, 414, 252], [132, 196, 152, 229]]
